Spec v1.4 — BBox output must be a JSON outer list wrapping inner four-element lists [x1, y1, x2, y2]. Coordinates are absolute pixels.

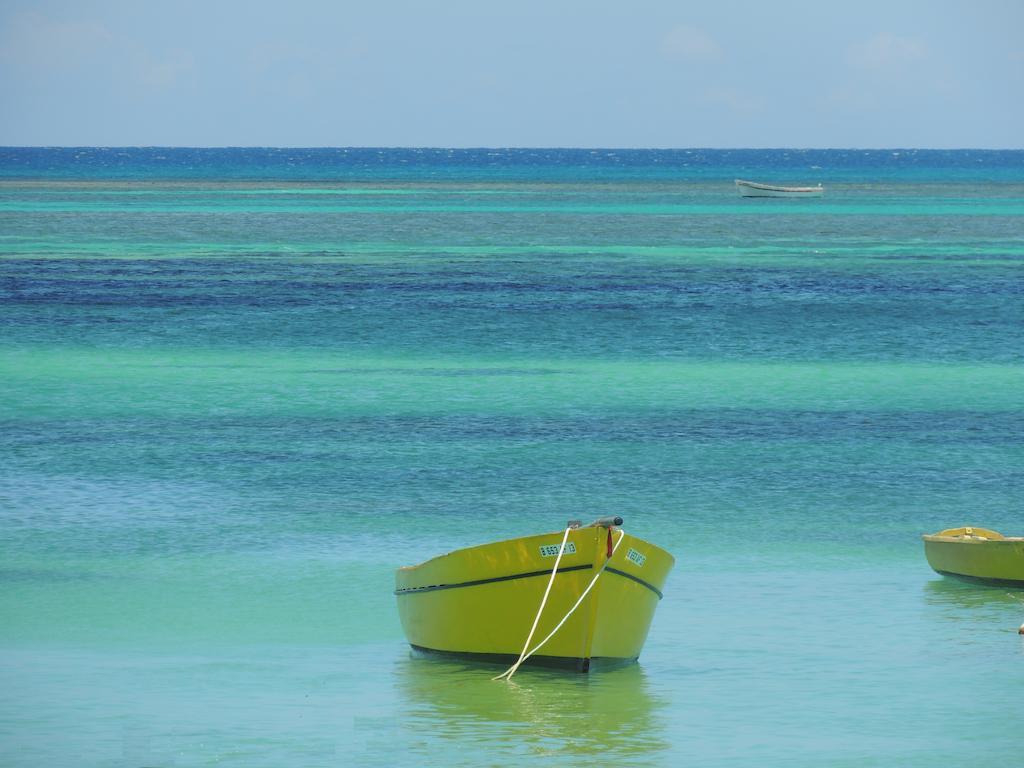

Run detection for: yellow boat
[[922, 527, 1024, 587], [395, 517, 674, 672]]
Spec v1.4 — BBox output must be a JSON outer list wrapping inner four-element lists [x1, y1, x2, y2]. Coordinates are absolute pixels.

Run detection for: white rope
[[492, 526, 571, 681], [495, 528, 625, 681]]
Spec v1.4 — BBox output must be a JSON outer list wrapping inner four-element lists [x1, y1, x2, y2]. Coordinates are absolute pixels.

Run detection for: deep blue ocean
[[1, 147, 1023, 767], [3, 147, 1024, 181]]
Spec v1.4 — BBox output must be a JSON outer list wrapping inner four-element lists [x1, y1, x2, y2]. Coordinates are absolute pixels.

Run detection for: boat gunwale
[[396, 527, 674, 573], [922, 534, 1024, 543]]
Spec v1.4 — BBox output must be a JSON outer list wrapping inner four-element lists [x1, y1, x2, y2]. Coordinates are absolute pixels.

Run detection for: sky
[[1, 0, 1022, 148]]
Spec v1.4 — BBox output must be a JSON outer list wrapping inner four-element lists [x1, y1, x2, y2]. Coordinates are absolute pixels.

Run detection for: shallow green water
[[2, 151, 1023, 766]]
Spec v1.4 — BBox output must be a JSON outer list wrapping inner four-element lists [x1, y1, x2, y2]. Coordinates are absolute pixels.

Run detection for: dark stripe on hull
[[395, 563, 593, 595], [409, 644, 638, 673], [606, 567, 663, 599], [935, 569, 1024, 589], [396, 563, 664, 598]]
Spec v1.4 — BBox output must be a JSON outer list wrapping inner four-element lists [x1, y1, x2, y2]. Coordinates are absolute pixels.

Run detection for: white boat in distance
[[735, 179, 824, 198]]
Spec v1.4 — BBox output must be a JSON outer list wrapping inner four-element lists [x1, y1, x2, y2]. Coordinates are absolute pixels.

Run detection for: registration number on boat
[[626, 548, 646, 567], [539, 542, 576, 557]]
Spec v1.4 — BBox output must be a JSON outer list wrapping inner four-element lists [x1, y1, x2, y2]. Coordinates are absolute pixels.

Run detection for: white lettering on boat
[[539, 542, 577, 557], [626, 548, 646, 567]]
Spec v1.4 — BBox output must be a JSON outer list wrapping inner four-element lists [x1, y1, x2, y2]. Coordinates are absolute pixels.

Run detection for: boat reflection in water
[[393, 654, 668, 765], [922, 578, 1024, 636], [923, 576, 1024, 606]]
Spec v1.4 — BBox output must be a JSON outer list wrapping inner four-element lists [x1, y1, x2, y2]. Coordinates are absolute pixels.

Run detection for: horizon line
[[2, 145, 1024, 152]]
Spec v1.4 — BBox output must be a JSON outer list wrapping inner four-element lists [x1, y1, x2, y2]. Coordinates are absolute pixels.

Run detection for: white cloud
[[138, 49, 197, 88], [826, 82, 879, 112], [703, 86, 762, 116], [0, 10, 195, 89], [850, 32, 927, 71], [0, 11, 113, 70], [828, 31, 936, 112], [661, 25, 722, 61]]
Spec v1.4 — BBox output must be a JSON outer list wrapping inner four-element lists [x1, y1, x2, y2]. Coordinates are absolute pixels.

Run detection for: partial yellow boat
[[395, 518, 674, 672], [922, 527, 1024, 587]]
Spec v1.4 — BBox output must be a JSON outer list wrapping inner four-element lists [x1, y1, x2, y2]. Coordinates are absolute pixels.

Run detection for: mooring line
[[495, 527, 625, 681], [492, 526, 572, 681]]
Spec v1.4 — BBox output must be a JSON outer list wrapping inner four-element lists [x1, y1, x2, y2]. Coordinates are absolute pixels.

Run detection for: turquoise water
[[1, 149, 1023, 767]]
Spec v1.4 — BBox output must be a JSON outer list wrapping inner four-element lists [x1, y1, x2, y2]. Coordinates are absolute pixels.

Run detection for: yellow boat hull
[[395, 526, 674, 671], [923, 527, 1024, 587]]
